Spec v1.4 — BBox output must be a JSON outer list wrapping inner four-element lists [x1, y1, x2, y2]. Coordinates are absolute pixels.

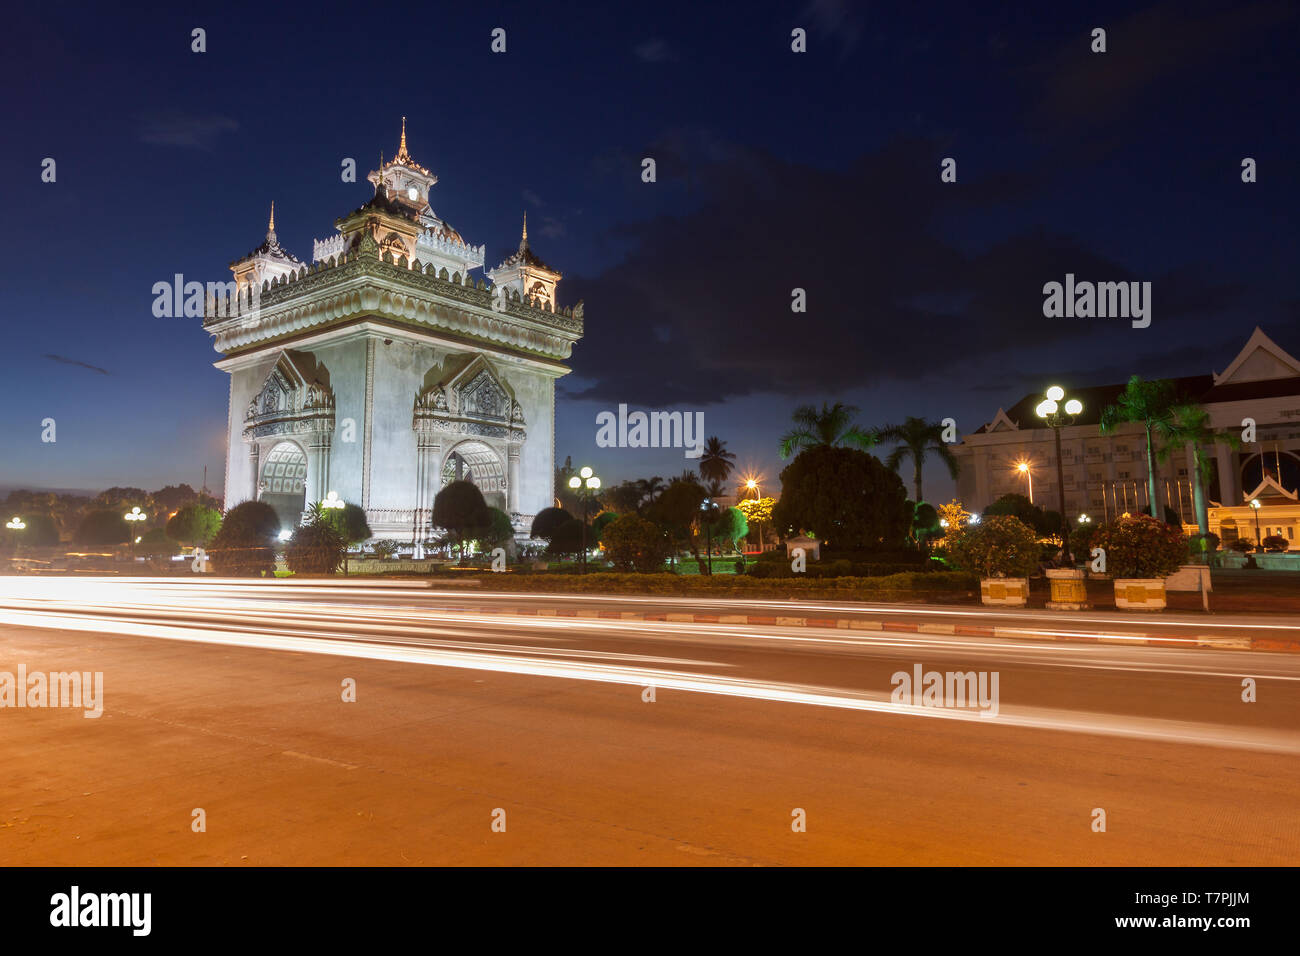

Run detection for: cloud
[[633, 39, 670, 63], [45, 354, 109, 375], [562, 134, 1243, 407], [522, 188, 545, 207], [138, 111, 239, 149]]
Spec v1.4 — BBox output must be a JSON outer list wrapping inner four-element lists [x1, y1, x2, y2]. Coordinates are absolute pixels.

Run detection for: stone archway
[[442, 439, 507, 511], [260, 440, 307, 529]]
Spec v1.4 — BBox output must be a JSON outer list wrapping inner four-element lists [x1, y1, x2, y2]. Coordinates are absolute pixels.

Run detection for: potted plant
[[948, 515, 1039, 607], [1091, 514, 1187, 610]]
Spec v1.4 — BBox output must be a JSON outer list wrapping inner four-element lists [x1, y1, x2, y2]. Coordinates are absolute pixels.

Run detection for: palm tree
[[677, 469, 702, 486], [778, 402, 877, 460], [636, 475, 666, 505], [877, 417, 961, 503], [1099, 376, 1178, 518], [1156, 403, 1239, 533], [699, 436, 737, 484]]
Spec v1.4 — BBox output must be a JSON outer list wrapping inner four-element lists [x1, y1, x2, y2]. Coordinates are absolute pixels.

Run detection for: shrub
[[1262, 534, 1289, 553], [371, 539, 399, 559], [136, 527, 175, 558], [209, 500, 281, 576], [3, 513, 60, 548], [1189, 532, 1220, 556], [531, 507, 575, 540], [470, 507, 515, 550], [947, 515, 1040, 578], [431, 480, 491, 559], [318, 502, 371, 544], [983, 493, 1061, 537], [166, 504, 222, 546], [771, 446, 910, 549], [1228, 537, 1256, 553], [285, 521, 345, 574], [602, 514, 671, 572], [1091, 514, 1187, 578]]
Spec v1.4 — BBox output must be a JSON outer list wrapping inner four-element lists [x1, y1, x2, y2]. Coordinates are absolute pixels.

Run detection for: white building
[[203, 122, 583, 548], [953, 328, 1300, 547]]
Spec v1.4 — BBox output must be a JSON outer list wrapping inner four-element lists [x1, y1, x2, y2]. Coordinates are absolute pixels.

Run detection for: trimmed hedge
[[462, 570, 976, 597]]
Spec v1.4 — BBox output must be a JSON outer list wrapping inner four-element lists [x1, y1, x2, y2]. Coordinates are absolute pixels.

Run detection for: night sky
[[2, 0, 1296, 503]]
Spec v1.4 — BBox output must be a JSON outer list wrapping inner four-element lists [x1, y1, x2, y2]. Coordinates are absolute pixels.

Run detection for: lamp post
[[124, 506, 147, 559], [1034, 386, 1083, 563], [700, 494, 720, 575], [567, 467, 600, 573], [1250, 497, 1262, 551], [6, 517, 25, 566], [1016, 461, 1034, 504], [321, 490, 347, 573], [742, 477, 762, 550]]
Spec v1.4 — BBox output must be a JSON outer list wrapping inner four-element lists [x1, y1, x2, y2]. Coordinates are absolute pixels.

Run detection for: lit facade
[[203, 122, 583, 547], [953, 328, 1300, 547]]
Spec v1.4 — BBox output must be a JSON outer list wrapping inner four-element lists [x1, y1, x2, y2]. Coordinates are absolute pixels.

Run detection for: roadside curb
[[445, 604, 1300, 653]]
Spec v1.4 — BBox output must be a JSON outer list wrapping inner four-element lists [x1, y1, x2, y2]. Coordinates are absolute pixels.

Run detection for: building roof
[[974, 375, 1215, 433], [231, 203, 301, 267], [493, 213, 560, 276]]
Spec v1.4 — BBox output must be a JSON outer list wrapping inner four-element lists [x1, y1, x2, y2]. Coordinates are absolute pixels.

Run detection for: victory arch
[[203, 121, 584, 550]]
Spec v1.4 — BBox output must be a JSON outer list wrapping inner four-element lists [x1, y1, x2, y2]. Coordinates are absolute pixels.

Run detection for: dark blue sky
[[2, 0, 1296, 502]]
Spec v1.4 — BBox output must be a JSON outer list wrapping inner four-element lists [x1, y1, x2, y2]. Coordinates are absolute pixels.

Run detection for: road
[[0, 576, 1297, 865]]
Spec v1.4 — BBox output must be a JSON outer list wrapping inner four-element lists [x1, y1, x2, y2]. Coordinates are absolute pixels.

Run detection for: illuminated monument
[[203, 120, 583, 548]]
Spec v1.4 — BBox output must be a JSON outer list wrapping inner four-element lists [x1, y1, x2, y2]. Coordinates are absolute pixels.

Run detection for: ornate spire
[[397, 116, 410, 162], [520, 211, 528, 250], [268, 201, 276, 236], [376, 151, 385, 196]]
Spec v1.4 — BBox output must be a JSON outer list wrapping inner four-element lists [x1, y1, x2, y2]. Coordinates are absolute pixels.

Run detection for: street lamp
[[6, 517, 25, 566], [1035, 386, 1084, 563], [1250, 498, 1262, 550], [568, 467, 600, 573], [1078, 514, 1091, 524], [124, 506, 147, 558], [1016, 460, 1034, 504]]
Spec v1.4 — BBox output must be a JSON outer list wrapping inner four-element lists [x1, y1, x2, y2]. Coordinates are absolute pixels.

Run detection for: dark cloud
[[633, 39, 671, 63], [564, 136, 1240, 406], [45, 354, 109, 375]]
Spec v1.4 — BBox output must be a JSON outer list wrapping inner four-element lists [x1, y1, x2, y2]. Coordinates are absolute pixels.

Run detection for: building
[[953, 328, 1300, 547], [202, 121, 583, 549]]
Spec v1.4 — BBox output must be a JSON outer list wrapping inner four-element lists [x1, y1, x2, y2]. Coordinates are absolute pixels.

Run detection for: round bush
[[1262, 534, 1289, 553], [209, 500, 281, 576], [947, 515, 1040, 578], [1091, 514, 1188, 578], [286, 522, 345, 574], [1228, 537, 1256, 553], [602, 514, 670, 572]]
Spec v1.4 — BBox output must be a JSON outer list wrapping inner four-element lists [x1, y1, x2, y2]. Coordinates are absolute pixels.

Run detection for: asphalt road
[[1, 577, 1297, 865]]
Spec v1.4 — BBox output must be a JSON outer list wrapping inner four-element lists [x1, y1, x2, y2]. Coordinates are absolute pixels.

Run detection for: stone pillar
[[413, 437, 441, 558], [1215, 442, 1237, 505], [507, 445, 521, 513], [306, 434, 332, 506], [248, 443, 261, 501]]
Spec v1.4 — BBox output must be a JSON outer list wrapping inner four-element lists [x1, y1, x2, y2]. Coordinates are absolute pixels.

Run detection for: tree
[[166, 504, 222, 546], [1155, 402, 1239, 534], [699, 437, 737, 484], [1099, 376, 1179, 519], [877, 417, 961, 503], [983, 493, 1060, 537], [602, 515, 672, 572], [591, 510, 620, 541], [152, 484, 198, 516], [93, 487, 156, 522], [778, 402, 877, 460], [136, 527, 175, 558], [545, 518, 586, 558], [736, 496, 775, 548], [531, 507, 575, 541], [319, 501, 372, 545], [431, 480, 492, 561], [470, 507, 515, 550], [636, 476, 667, 505], [209, 501, 281, 576], [286, 520, 345, 575], [645, 478, 707, 566], [911, 501, 941, 551], [2, 513, 60, 548], [605, 481, 646, 515], [707, 506, 749, 552], [75, 510, 130, 546], [770, 446, 910, 549]]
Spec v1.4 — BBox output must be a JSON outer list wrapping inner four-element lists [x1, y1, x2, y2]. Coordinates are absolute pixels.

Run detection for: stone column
[[507, 445, 521, 514], [306, 434, 332, 506], [248, 443, 260, 501], [413, 437, 441, 558]]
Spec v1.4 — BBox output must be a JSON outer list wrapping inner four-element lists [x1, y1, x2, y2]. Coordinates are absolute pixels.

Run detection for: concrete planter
[[1114, 578, 1167, 611], [1046, 568, 1088, 610], [980, 577, 1028, 607]]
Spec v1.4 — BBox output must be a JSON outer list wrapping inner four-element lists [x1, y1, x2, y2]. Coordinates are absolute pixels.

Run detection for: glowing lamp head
[[1250, 498, 1261, 509], [586, 476, 601, 490], [1064, 399, 1083, 415], [745, 479, 757, 490], [568, 476, 581, 489], [579, 466, 593, 479], [968, 514, 980, 525], [1046, 386, 1065, 402], [278, 530, 292, 541], [1017, 462, 1030, 474]]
